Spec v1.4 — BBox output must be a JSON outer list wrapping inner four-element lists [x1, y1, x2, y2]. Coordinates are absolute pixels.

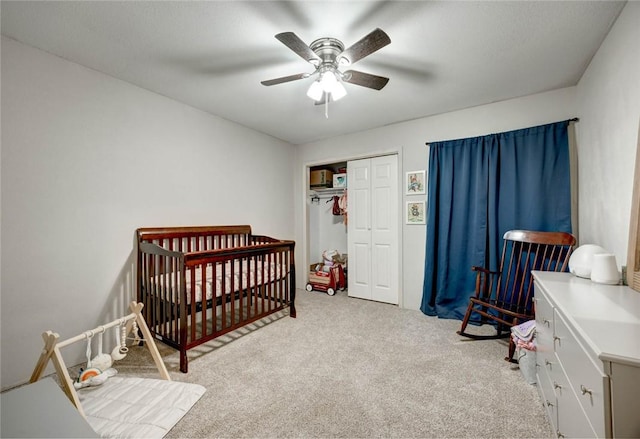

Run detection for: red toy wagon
[[306, 263, 346, 296]]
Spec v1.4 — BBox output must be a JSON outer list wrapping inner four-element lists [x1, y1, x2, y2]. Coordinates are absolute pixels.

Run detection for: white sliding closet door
[[347, 155, 398, 304], [347, 159, 371, 300]]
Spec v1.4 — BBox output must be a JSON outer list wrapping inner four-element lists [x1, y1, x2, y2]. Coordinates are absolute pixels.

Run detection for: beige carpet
[[115, 289, 554, 438]]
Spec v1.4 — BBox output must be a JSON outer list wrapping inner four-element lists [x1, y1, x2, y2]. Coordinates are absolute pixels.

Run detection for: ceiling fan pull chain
[[325, 95, 329, 119]]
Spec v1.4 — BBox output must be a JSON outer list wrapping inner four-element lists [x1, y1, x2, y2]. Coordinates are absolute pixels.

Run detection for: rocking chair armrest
[[471, 266, 499, 275], [471, 266, 499, 300]]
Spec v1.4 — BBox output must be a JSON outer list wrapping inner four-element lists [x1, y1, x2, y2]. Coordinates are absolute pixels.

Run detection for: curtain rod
[[425, 117, 580, 146]]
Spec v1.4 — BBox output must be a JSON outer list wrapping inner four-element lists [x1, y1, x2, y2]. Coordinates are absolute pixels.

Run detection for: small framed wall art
[[406, 170, 426, 195], [406, 201, 426, 225]]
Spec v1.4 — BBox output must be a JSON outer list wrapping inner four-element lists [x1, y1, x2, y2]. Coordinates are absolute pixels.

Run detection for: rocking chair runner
[[457, 230, 576, 359]]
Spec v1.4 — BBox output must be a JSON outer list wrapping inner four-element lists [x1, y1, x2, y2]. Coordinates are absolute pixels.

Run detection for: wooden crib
[[137, 225, 296, 372]]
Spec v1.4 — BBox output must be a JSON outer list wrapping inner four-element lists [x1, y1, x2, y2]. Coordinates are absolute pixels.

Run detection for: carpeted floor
[[115, 289, 554, 438]]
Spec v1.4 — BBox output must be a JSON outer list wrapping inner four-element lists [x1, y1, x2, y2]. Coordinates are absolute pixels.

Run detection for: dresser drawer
[[554, 310, 608, 437], [534, 291, 555, 356], [546, 361, 598, 438], [536, 361, 558, 432], [555, 382, 598, 439], [538, 349, 562, 388]]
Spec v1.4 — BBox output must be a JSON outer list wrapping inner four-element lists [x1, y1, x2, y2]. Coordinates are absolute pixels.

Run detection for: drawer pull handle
[[557, 431, 565, 438], [545, 359, 553, 367], [546, 400, 554, 407], [553, 382, 562, 389], [553, 335, 561, 342], [543, 318, 550, 327], [580, 385, 592, 396]]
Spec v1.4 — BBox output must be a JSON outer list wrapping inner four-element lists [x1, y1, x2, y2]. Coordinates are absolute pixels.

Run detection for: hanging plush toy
[[75, 367, 117, 389], [74, 331, 117, 390], [110, 320, 128, 361], [91, 329, 113, 371]]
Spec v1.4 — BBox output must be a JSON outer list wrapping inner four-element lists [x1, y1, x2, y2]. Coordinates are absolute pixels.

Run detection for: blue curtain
[[421, 121, 572, 320]]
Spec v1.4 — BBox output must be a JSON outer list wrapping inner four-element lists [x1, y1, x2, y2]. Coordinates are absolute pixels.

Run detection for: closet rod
[[314, 194, 342, 200]]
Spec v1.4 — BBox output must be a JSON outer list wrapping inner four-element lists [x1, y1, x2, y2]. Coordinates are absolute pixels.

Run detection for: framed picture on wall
[[406, 201, 426, 225], [406, 170, 426, 195]]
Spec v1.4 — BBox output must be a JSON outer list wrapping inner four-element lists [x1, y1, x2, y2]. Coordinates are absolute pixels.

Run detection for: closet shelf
[[310, 187, 346, 197]]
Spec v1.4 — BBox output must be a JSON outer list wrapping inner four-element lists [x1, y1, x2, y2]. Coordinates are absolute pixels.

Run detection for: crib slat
[[237, 258, 242, 324], [160, 253, 166, 337], [212, 262, 218, 333], [173, 255, 179, 341], [200, 262, 207, 339], [268, 252, 274, 313], [230, 258, 236, 327], [221, 261, 227, 331], [276, 251, 282, 306], [260, 254, 266, 315], [253, 255, 259, 318], [190, 264, 197, 343]]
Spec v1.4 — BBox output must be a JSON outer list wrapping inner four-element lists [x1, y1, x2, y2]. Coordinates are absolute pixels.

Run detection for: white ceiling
[[1, 1, 626, 145]]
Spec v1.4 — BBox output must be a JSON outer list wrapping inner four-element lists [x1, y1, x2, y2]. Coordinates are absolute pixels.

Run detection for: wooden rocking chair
[[457, 230, 576, 360]]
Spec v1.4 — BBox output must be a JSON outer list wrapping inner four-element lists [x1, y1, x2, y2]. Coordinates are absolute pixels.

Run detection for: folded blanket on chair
[[511, 319, 536, 342]]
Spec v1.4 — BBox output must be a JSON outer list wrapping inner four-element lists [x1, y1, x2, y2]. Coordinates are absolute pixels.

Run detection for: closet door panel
[[373, 243, 391, 288], [354, 190, 369, 229], [348, 159, 372, 300], [371, 155, 398, 304], [374, 187, 390, 229], [348, 155, 398, 304], [353, 243, 371, 289]]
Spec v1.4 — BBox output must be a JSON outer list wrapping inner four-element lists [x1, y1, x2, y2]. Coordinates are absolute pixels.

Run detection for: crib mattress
[[152, 260, 288, 304]]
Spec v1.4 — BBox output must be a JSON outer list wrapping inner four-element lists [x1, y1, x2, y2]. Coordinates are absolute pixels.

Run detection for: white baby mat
[[78, 376, 206, 438]]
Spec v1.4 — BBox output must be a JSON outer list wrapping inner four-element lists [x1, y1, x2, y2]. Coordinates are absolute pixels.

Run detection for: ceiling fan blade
[[339, 28, 391, 65], [342, 70, 389, 90], [261, 73, 308, 86], [275, 32, 321, 65]]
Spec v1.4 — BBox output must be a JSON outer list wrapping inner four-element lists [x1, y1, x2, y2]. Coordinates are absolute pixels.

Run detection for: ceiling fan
[[261, 28, 391, 104]]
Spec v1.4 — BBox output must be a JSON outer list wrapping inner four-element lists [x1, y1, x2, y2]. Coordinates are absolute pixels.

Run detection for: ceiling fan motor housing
[[309, 37, 345, 75]]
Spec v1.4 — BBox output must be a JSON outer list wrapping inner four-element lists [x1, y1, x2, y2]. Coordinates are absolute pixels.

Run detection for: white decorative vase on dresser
[[533, 271, 640, 438]]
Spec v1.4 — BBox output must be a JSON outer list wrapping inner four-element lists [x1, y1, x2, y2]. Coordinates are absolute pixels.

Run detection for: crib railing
[[137, 225, 252, 253]]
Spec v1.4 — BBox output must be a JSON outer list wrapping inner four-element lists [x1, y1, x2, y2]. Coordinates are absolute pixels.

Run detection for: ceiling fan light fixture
[[331, 81, 347, 101], [320, 71, 347, 101], [320, 71, 337, 92], [306, 80, 323, 101]]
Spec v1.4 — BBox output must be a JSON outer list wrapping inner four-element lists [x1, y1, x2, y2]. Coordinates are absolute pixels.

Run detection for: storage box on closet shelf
[[307, 250, 347, 296]]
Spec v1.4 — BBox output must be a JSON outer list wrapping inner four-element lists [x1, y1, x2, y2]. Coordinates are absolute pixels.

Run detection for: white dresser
[[533, 271, 640, 438]]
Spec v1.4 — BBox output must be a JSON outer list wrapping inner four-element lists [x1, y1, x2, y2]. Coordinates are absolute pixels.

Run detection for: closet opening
[[307, 162, 348, 296], [305, 154, 400, 305]]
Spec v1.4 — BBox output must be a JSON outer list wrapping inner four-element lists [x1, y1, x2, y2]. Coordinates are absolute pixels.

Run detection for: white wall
[[0, 37, 295, 389], [295, 87, 577, 310], [575, 2, 640, 267]]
